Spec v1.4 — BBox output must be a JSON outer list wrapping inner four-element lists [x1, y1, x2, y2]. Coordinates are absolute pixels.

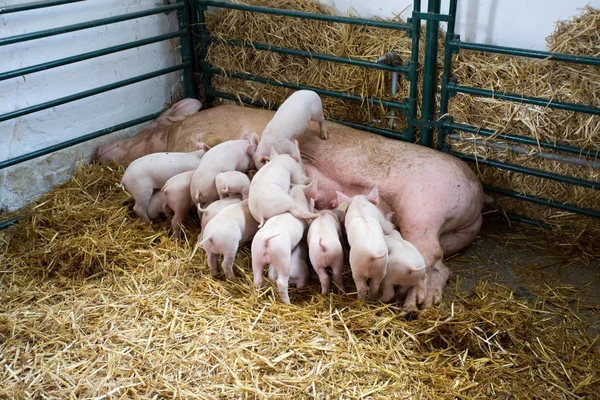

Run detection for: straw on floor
[[0, 162, 598, 398]]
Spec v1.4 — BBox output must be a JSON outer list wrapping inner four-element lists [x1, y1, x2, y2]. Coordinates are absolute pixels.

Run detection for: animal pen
[[1, 0, 599, 398]]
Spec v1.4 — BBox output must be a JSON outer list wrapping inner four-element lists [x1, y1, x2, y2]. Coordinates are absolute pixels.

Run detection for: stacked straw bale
[[1, 163, 599, 398], [203, 0, 599, 241]]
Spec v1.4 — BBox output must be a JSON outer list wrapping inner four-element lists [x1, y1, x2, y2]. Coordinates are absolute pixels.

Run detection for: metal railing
[[432, 0, 600, 224], [196, 0, 421, 142], [0, 0, 197, 229]]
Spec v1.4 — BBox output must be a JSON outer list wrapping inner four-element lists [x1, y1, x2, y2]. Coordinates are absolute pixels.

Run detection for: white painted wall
[[0, 0, 183, 213], [320, 0, 600, 50]]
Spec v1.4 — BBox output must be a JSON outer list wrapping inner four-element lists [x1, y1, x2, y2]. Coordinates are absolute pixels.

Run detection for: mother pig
[[97, 100, 483, 310]]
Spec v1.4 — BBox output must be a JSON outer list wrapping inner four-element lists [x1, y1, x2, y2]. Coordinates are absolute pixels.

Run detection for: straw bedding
[[203, 0, 599, 237], [1, 163, 599, 398]]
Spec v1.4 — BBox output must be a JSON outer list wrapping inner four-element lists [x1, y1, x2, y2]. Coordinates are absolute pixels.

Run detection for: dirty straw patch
[[203, 0, 600, 235], [0, 163, 598, 399]]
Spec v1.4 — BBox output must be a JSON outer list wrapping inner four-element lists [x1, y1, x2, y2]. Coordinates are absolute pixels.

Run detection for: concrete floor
[[446, 215, 600, 340]]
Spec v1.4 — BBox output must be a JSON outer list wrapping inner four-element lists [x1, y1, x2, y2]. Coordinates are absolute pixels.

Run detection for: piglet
[[197, 196, 243, 240], [190, 134, 258, 206], [336, 187, 392, 301], [248, 147, 317, 228], [161, 170, 195, 239], [251, 181, 318, 304], [215, 171, 251, 200], [253, 90, 327, 170], [268, 241, 310, 292], [307, 209, 345, 294], [379, 229, 426, 302], [146, 190, 166, 221], [117, 148, 207, 222], [198, 199, 259, 279]]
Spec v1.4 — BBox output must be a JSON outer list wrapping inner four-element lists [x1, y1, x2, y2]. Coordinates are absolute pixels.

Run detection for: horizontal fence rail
[[449, 40, 600, 67], [200, 0, 411, 30], [211, 37, 410, 73], [0, 3, 184, 46], [448, 83, 600, 116], [0, 112, 162, 170], [443, 121, 600, 159], [0, 0, 84, 14], [209, 69, 410, 112], [0, 63, 188, 123], [0, 30, 187, 81]]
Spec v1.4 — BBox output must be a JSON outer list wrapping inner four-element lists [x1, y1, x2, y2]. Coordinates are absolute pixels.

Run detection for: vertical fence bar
[[197, 0, 214, 105], [188, 0, 201, 94], [177, 0, 195, 98], [419, 0, 441, 147], [405, 0, 421, 142], [436, 0, 458, 150]]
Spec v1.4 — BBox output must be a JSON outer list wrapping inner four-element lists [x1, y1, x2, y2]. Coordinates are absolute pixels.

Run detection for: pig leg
[[380, 282, 396, 303], [401, 234, 449, 310], [353, 274, 368, 301], [170, 211, 185, 239], [131, 186, 153, 223], [312, 108, 328, 140], [251, 242, 265, 289], [276, 263, 291, 304], [314, 266, 330, 295], [221, 247, 239, 280], [207, 251, 219, 276], [368, 274, 385, 301], [331, 258, 345, 293]]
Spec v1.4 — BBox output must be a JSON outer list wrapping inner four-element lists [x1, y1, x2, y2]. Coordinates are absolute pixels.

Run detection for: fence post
[[197, 0, 214, 105], [437, 0, 458, 150], [419, 0, 441, 147], [177, 0, 196, 98]]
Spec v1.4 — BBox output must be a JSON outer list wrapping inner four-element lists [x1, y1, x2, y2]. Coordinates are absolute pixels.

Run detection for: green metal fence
[[195, 0, 422, 143], [0, 0, 196, 229], [433, 0, 600, 223]]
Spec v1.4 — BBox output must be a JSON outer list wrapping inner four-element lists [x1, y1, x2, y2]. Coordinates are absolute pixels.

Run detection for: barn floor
[[1, 165, 599, 398], [447, 215, 600, 341]]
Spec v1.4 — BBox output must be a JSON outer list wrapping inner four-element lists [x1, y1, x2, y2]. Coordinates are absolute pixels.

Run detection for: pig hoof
[[321, 131, 328, 140]]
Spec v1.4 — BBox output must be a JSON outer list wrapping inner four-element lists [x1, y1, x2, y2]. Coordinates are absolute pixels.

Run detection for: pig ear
[[269, 147, 280, 157], [197, 142, 211, 152], [384, 211, 395, 223], [247, 144, 257, 157], [164, 98, 202, 122], [367, 187, 379, 205], [250, 132, 260, 146], [304, 180, 318, 200], [336, 191, 352, 206]]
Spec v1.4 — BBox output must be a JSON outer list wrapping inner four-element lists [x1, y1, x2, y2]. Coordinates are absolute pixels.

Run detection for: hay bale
[[0, 163, 599, 398], [201, 0, 599, 238]]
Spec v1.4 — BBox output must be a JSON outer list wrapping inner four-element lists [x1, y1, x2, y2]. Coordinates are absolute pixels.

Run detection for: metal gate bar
[[0, 1, 196, 202], [436, 0, 600, 222], [196, 0, 420, 142], [0, 0, 84, 14]]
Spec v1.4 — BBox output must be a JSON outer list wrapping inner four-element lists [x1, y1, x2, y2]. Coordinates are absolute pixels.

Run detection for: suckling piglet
[[307, 209, 345, 294], [215, 171, 251, 200], [160, 170, 195, 238], [268, 241, 310, 292], [251, 181, 318, 304], [336, 187, 394, 301], [190, 133, 258, 206], [197, 196, 243, 240], [253, 90, 327, 170], [117, 148, 207, 222], [248, 148, 317, 228], [198, 199, 259, 279], [379, 229, 426, 302]]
